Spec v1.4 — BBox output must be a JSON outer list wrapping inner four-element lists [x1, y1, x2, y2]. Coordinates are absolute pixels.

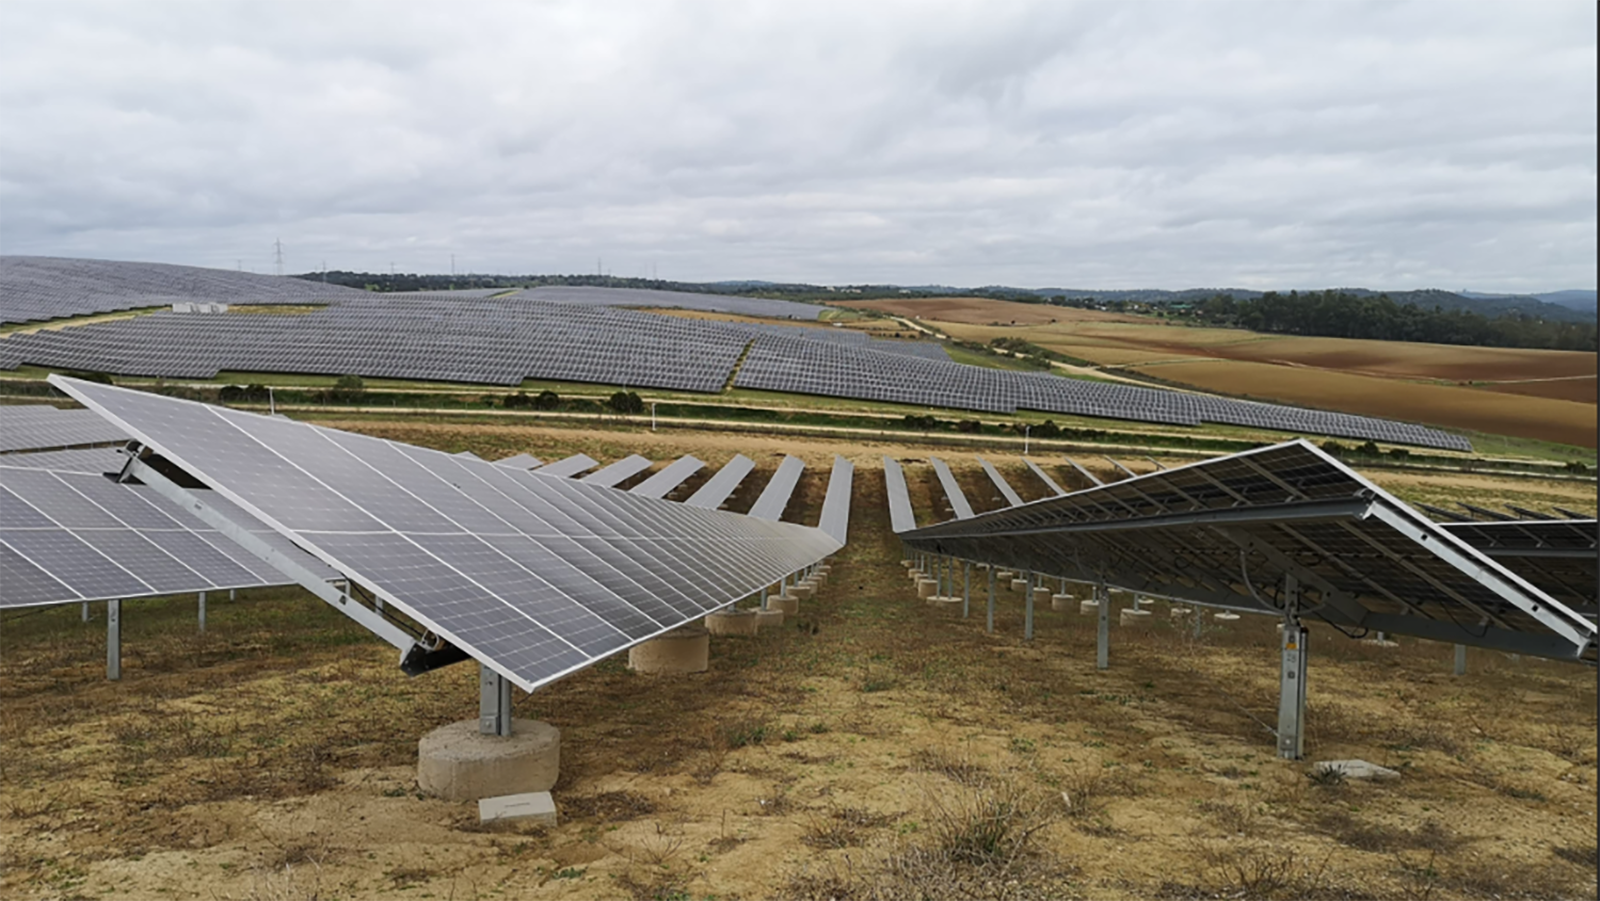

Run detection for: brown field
[[4, 421, 1595, 901], [847, 296, 1598, 447]]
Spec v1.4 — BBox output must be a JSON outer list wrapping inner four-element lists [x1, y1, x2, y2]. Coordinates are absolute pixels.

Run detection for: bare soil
[[3, 427, 1595, 900]]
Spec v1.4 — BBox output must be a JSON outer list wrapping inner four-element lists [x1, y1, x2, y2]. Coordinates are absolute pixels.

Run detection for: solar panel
[[929, 457, 975, 520], [629, 455, 704, 499], [534, 454, 600, 478], [748, 456, 804, 521], [1104, 456, 1138, 479], [580, 455, 653, 488], [882, 456, 916, 534], [495, 453, 544, 470], [1023, 457, 1066, 496], [52, 376, 842, 690], [1063, 457, 1104, 487], [0, 446, 127, 474], [0, 463, 331, 608], [978, 457, 1024, 507], [1441, 519, 1598, 612], [818, 455, 854, 544], [683, 455, 754, 509], [0, 405, 127, 452], [899, 440, 1596, 662]]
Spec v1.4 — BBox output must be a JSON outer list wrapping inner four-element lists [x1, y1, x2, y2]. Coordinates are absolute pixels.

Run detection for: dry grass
[[1, 443, 1593, 900]]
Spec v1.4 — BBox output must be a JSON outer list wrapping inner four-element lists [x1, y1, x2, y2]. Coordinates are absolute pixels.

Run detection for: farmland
[[2, 421, 1595, 900], [852, 297, 1598, 448]]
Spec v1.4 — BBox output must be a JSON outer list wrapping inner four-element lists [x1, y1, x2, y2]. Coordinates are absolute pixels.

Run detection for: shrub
[[534, 389, 561, 410], [607, 390, 644, 415]]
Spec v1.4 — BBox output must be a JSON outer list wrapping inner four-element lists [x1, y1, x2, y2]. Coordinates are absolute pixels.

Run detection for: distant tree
[[607, 390, 644, 415], [534, 390, 561, 411], [326, 374, 366, 404]]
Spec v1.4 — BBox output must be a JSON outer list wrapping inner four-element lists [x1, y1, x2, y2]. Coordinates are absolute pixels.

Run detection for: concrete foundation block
[[926, 595, 963, 610], [418, 719, 560, 802], [995, 570, 1015, 581], [628, 625, 710, 674], [1120, 608, 1154, 628], [1010, 578, 1028, 592], [754, 608, 784, 630], [1362, 637, 1400, 648], [1079, 599, 1100, 616], [1169, 607, 1193, 618], [790, 581, 816, 600], [771, 595, 800, 615], [1313, 759, 1401, 782], [1050, 593, 1074, 611], [1032, 586, 1053, 606], [901, 559, 914, 568], [1213, 612, 1240, 622], [479, 791, 558, 826], [705, 609, 761, 636], [916, 579, 938, 599]]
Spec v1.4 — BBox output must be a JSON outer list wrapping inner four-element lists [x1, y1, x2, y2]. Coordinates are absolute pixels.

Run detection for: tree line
[[1181, 291, 1595, 352]]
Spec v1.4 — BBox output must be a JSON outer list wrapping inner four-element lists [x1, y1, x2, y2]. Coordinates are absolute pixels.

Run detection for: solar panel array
[[748, 456, 805, 521], [882, 456, 916, 534], [526, 285, 825, 320], [929, 457, 976, 520], [0, 405, 129, 452], [0, 256, 364, 324], [1, 261, 1469, 450], [978, 457, 1024, 507], [1441, 519, 1598, 612], [0, 464, 335, 608], [684, 455, 755, 509], [901, 440, 1596, 662], [536, 454, 600, 478], [630, 456, 704, 499], [54, 376, 843, 691], [733, 335, 1469, 450], [580, 454, 653, 488], [818, 455, 854, 544]]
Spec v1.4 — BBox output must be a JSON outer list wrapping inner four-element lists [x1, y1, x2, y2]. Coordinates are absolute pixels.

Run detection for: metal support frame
[[124, 456, 430, 664], [81, 601, 91, 623], [1277, 575, 1307, 760], [986, 567, 996, 633], [479, 662, 514, 737], [962, 562, 971, 618], [1454, 644, 1467, 676], [198, 591, 207, 633], [1024, 570, 1035, 641], [1096, 582, 1109, 670], [106, 599, 121, 681]]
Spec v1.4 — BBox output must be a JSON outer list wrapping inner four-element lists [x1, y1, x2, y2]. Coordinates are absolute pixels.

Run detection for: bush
[[607, 390, 644, 415], [956, 419, 982, 434], [1565, 460, 1589, 474], [219, 383, 270, 403], [534, 389, 561, 411], [902, 414, 942, 431], [324, 374, 366, 404]]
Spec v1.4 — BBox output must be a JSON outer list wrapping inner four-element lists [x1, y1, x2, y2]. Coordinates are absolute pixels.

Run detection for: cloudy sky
[[1, 1, 1593, 291]]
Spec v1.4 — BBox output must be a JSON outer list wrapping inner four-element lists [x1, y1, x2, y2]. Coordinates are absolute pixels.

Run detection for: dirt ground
[[2, 427, 1595, 901]]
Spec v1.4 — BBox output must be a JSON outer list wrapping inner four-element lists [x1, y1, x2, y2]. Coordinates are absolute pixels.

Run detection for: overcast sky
[[1, 1, 1593, 291]]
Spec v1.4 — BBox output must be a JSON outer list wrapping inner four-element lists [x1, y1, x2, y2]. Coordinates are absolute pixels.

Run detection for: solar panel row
[[54, 376, 842, 690], [734, 335, 1471, 451], [0, 405, 129, 452], [0, 256, 364, 324], [0, 463, 335, 608]]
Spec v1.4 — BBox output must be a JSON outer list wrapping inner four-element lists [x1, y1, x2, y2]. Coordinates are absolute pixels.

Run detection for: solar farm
[[1, 258, 1595, 900]]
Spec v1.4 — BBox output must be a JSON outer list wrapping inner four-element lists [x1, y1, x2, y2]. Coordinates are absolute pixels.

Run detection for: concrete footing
[[1079, 599, 1100, 616], [1009, 578, 1027, 592], [1120, 608, 1154, 628], [479, 791, 558, 826], [705, 609, 761, 636], [628, 625, 710, 673], [1170, 607, 1193, 618], [1362, 637, 1400, 648], [916, 579, 939, 599], [754, 608, 785, 630], [770, 595, 800, 615], [1213, 612, 1240, 622], [996, 570, 1015, 581], [418, 718, 560, 802], [790, 581, 816, 600], [926, 595, 963, 610], [1051, 593, 1074, 611], [1031, 586, 1052, 606]]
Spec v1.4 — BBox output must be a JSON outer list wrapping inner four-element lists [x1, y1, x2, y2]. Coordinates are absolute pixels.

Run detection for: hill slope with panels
[[0, 256, 366, 325], [526, 285, 826, 320], [0, 260, 1469, 449]]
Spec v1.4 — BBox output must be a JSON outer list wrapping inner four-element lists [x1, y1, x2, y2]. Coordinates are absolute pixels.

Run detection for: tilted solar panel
[[535, 454, 600, 478], [748, 456, 805, 521], [900, 440, 1596, 662], [818, 455, 854, 544], [882, 456, 916, 534], [580, 455, 653, 488], [683, 455, 754, 509], [1023, 457, 1066, 496], [978, 457, 1024, 507], [929, 457, 975, 520], [630, 456, 704, 499], [52, 377, 842, 690]]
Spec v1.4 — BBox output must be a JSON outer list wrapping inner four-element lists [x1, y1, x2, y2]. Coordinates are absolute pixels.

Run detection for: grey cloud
[[0, 0, 1592, 291]]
